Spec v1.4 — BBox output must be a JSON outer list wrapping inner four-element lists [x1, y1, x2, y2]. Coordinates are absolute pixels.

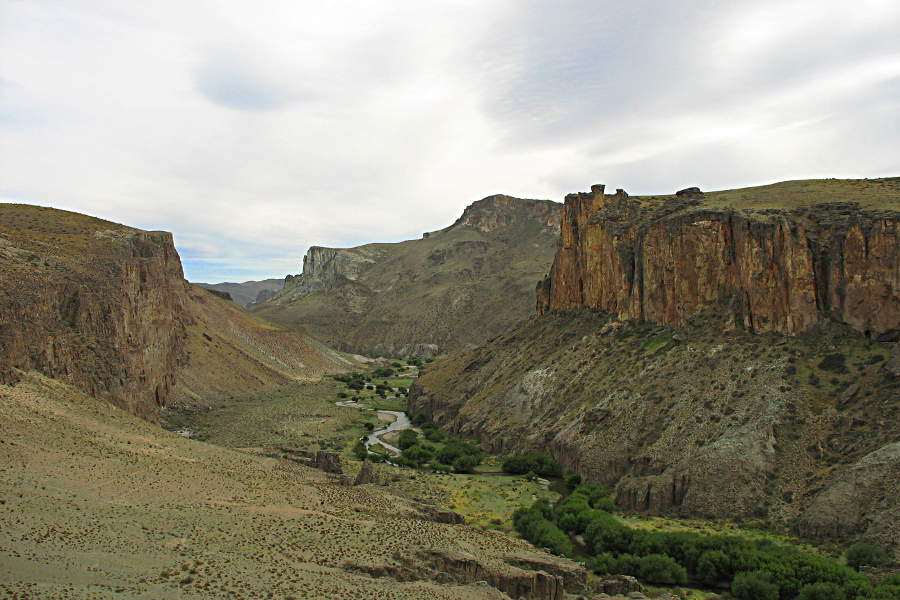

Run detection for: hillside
[[411, 178, 900, 551], [0, 371, 587, 599], [0, 204, 350, 421], [253, 195, 562, 357], [195, 278, 284, 308]]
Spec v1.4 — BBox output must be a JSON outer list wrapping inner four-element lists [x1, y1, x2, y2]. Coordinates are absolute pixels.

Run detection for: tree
[[363, 422, 375, 432], [563, 470, 582, 489], [452, 454, 479, 473], [731, 571, 779, 600], [845, 542, 888, 571], [796, 582, 846, 600], [352, 440, 368, 461], [398, 429, 419, 450], [637, 554, 688, 585], [697, 549, 732, 585], [401, 444, 433, 466]]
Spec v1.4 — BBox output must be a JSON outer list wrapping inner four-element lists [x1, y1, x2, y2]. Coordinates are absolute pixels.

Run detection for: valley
[[1, 178, 897, 600]]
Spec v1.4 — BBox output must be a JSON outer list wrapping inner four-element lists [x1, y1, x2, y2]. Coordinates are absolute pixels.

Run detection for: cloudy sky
[[2, 0, 899, 282]]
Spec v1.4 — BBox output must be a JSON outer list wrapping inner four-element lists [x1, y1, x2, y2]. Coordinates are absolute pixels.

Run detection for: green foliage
[[845, 543, 888, 570], [424, 427, 447, 442], [818, 354, 848, 374], [400, 443, 434, 466], [512, 505, 572, 557], [637, 553, 687, 584], [697, 549, 732, 585], [372, 367, 395, 378], [352, 440, 368, 461], [452, 454, 479, 473], [796, 582, 846, 600], [428, 462, 452, 473], [502, 453, 561, 477], [411, 413, 428, 426], [586, 552, 617, 574], [362, 422, 375, 431], [437, 439, 481, 465], [563, 469, 582, 488], [731, 571, 780, 600], [398, 429, 419, 450]]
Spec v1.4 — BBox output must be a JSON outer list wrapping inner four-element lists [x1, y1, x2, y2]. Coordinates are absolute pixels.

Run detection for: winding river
[[336, 400, 410, 455]]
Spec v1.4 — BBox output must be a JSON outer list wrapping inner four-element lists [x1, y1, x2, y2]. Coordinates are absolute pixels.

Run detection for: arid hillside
[[0, 371, 587, 599], [0, 204, 350, 421], [254, 195, 562, 357], [411, 178, 900, 552]]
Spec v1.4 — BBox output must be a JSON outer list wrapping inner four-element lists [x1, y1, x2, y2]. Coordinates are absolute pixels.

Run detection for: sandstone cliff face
[[412, 178, 900, 549], [539, 183, 899, 338], [0, 207, 189, 421], [254, 195, 562, 356], [0, 204, 350, 421]]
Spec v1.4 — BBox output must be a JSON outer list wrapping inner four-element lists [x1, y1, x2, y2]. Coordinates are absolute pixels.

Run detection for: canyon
[[411, 178, 900, 552]]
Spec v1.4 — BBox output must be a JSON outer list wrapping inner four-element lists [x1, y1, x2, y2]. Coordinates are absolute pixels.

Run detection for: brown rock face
[[0, 207, 189, 421], [539, 184, 899, 337]]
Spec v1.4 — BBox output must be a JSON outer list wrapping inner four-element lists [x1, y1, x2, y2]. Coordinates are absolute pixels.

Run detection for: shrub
[[437, 439, 481, 465], [363, 422, 375, 431], [372, 367, 394, 378], [638, 553, 688, 585], [352, 440, 368, 461], [586, 552, 616, 574], [401, 444, 434, 466], [612, 553, 641, 577], [502, 453, 561, 477], [424, 427, 447, 442], [731, 571, 779, 600], [564, 470, 582, 488], [452, 454, 479, 473], [796, 582, 846, 600], [819, 354, 848, 374], [845, 542, 888, 570], [398, 430, 419, 450], [697, 549, 732, 585], [428, 462, 452, 473]]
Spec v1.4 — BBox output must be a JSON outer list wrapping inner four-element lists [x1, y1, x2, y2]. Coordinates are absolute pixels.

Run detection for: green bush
[[731, 571, 779, 600], [437, 439, 481, 465], [845, 542, 888, 570], [796, 582, 846, 600], [502, 453, 561, 477], [564, 470, 582, 488], [586, 552, 616, 574], [372, 367, 394, 378], [398, 429, 419, 450], [428, 462, 452, 473], [696, 549, 731, 585], [401, 444, 434, 466], [637, 553, 687, 585], [512, 505, 572, 557], [452, 454, 479, 473], [352, 440, 368, 461]]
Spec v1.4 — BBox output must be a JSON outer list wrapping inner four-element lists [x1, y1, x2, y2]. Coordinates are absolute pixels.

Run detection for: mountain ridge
[[253, 194, 563, 357]]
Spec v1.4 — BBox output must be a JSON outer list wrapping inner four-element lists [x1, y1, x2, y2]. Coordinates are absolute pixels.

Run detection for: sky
[[2, 0, 899, 282]]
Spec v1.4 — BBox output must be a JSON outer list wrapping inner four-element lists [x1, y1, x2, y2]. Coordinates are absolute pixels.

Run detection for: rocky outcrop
[[0, 204, 349, 421], [345, 548, 585, 600], [539, 183, 899, 337], [254, 195, 562, 356], [313, 450, 343, 474], [0, 207, 190, 421], [195, 278, 284, 308], [411, 178, 900, 548]]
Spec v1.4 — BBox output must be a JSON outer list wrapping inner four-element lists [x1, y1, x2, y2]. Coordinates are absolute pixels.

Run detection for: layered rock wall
[[539, 185, 898, 337], [0, 222, 189, 421]]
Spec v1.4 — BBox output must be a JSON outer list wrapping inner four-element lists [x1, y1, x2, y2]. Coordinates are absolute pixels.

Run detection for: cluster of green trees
[[394, 422, 483, 473], [513, 486, 896, 599], [501, 453, 562, 478]]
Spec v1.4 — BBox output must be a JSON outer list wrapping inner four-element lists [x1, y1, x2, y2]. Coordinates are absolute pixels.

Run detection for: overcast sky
[[2, 0, 899, 282]]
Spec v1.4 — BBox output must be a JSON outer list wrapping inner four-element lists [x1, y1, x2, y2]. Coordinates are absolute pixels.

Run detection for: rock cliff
[[254, 195, 562, 356], [539, 181, 898, 338], [0, 204, 350, 421], [411, 178, 900, 550]]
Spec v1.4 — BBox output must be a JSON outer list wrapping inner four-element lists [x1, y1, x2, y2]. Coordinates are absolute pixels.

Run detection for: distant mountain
[[195, 278, 284, 308], [253, 194, 562, 357]]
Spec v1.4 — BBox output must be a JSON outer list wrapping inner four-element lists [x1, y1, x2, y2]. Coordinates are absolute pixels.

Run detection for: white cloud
[[1, 0, 897, 281]]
